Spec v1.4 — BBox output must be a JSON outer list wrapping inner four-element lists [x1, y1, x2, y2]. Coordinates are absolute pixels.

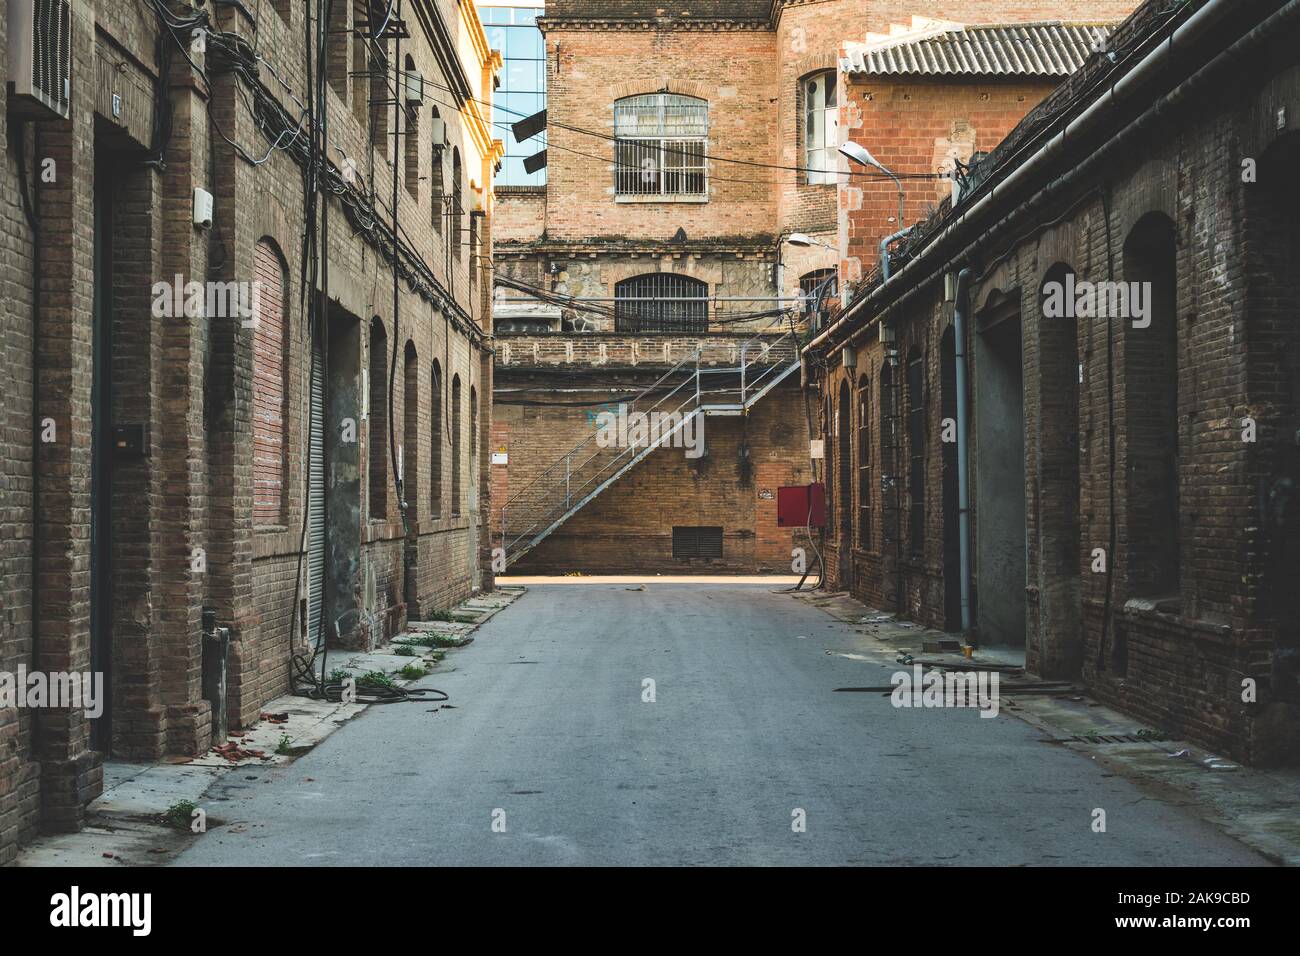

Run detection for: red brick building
[[0, 0, 499, 862], [491, 0, 1135, 574], [808, 0, 1300, 765]]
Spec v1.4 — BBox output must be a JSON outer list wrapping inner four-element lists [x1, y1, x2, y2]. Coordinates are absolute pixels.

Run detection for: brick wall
[[0, 0, 493, 861], [811, 4, 1300, 765]]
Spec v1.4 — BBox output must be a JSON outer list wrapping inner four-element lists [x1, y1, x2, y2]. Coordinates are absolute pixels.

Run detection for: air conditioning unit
[[403, 68, 424, 105], [429, 116, 448, 148], [6, 0, 72, 119]]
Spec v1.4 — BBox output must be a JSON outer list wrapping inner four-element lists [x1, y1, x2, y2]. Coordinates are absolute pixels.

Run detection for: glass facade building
[[480, 4, 547, 187]]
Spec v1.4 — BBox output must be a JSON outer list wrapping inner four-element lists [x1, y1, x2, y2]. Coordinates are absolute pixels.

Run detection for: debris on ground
[[213, 741, 270, 763]]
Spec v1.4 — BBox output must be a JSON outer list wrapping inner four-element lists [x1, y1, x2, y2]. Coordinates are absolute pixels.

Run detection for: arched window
[[1123, 213, 1179, 601], [879, 362, 895, 536], [800, 268, 838, 329], [403, 55, 421, 197], [430, 108, 445, 234], [614, 274, 708, 333], [838, 381, 853, 542], [452, 148, 463, 262], [369, 318, 388, 519], [369, 45, 389, 149], [802, 71, 838, 184], [252, 238, 288, 524], [469, 385, 478, 488], [351, 1, 371, 132], [907, 347, 925, 555], [430, 360, 443, 518], [451, 374, 462, 517], [614, 92, 708, 197], [857, 374, 871, 549], [403, 341, 419, 520], [326, 0, 347, 99]]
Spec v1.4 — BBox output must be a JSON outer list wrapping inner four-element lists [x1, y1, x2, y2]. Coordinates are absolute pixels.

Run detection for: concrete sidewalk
[[792, 588, 1300, 866], [499, 574, 805, 585], [15, 587, 524, 867]]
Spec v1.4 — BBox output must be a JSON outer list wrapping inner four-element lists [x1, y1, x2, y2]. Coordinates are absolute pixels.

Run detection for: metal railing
[[498, 324, 801, 566]]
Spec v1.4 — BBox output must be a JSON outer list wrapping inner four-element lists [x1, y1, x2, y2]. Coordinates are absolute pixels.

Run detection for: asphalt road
[[174, 584, 1265, 866]]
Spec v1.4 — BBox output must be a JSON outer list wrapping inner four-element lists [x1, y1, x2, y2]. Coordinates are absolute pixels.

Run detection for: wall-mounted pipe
[[879, 226, 913, 282], [804, 0, 1243, 356]]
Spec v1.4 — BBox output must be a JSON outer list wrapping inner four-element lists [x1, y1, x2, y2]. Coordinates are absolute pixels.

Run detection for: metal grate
[[615, 274, 709, 334], [800, 269, 838, 327], [35, 0, 71, 115], [673, 526, 723, 560], [614, 93, 708, 197]]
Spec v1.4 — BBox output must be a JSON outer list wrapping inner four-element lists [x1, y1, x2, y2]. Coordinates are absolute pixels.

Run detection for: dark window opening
[[1123, 213, 1179, 599], [369, 318, 388, 519], [615, 273, 708, 333], [857, 374, 871, 550], [907, 347, 925, 555]]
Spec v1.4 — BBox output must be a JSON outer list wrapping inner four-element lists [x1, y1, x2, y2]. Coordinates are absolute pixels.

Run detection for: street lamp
[[839, 142, 910, 281], [839, 141, 905, 228], [786, 232, 836, 250]]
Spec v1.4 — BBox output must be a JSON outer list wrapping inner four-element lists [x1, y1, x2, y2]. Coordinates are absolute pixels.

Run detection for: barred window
[[800, 269, 838, 328], [614, 93, 708, 197], [615, 274, 708, 334]]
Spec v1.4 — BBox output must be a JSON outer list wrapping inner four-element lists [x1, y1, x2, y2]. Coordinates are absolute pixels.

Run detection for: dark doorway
[[1038, 263, 1083, 677], [1122, 213, 1179, 603], [940, 328, 961, 631], [975, 295, 1026, 648], [838, 380, 853, 590], [90, 159, 115, 752]]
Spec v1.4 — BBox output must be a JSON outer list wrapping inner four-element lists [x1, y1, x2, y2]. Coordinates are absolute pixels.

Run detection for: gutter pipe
[[804, 0, 1243, 356]]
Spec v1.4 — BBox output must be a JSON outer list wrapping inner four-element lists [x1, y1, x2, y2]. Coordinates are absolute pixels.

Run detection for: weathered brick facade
[[810, 0, 1300, 765], [493, 0, 1129, 574], [0, 0, 499, 863]]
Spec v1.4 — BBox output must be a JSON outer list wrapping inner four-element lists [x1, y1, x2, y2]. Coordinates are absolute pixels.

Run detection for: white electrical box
[[810, 440, 825, 460], [404, 69, 424, 105], [429, 117, 448, 147], [193, 187, 214, 230]]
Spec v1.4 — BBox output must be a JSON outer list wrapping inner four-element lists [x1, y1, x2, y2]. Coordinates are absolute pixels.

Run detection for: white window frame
[[804, 71, 839, 185], [614, 93, 709, 198]]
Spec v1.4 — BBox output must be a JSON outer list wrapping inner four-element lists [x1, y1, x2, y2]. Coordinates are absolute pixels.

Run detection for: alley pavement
[[173, 584, 1267, 866]]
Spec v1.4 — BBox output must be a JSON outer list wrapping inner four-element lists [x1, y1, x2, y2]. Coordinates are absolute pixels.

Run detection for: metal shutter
[[672, 526, 723, 560], [307, 337, 327, 649]]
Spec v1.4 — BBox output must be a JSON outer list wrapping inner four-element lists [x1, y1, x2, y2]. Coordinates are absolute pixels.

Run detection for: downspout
[[879, 225, 912, 282], [953, 267, 974, 636]]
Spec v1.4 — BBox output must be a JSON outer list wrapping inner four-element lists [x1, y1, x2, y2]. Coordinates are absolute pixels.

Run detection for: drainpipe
[[953, 267, 974, 636], [879, 226, 913, 282]]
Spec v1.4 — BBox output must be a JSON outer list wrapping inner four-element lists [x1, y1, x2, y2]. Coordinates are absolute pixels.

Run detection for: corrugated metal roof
[[842, 22, 1114, 78]]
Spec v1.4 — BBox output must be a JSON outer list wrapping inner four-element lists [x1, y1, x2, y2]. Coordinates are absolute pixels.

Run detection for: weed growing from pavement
[[397, 663, 428, 680], [162, 800, 199, 830], [276, 733, 293, 755]]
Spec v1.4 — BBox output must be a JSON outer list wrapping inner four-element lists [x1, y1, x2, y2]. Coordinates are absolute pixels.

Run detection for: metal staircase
[[498, 328, 802, 568]]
